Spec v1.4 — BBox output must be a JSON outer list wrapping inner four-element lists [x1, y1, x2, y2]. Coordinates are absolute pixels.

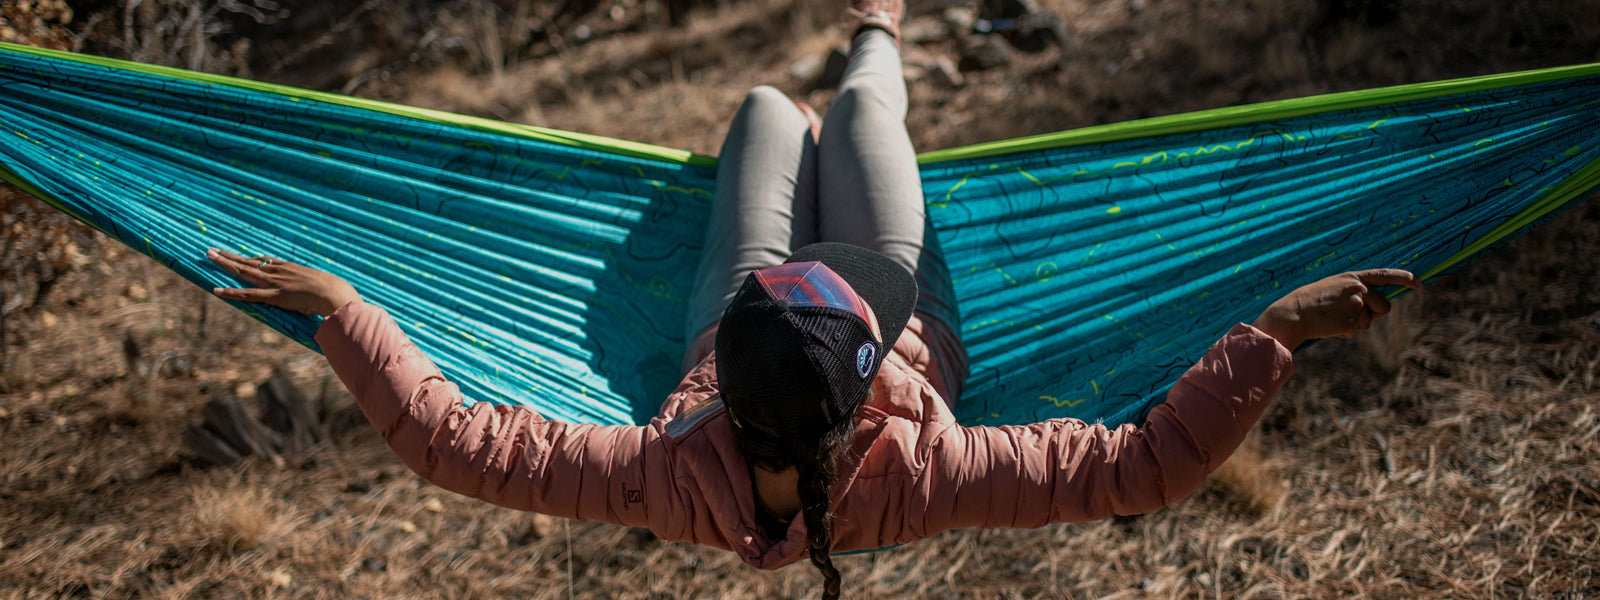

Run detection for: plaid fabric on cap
[[752, 262, 882, 343]]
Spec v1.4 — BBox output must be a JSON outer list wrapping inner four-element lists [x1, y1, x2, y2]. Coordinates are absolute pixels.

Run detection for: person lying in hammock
[[204, 2, 1420, 598]]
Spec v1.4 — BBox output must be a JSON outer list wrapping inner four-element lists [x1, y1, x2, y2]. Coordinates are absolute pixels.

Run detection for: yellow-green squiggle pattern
[[2, 42, 1597, 426]]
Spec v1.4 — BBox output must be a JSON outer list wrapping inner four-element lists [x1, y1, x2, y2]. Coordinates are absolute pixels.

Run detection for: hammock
[[3, 42, 1597, 428]]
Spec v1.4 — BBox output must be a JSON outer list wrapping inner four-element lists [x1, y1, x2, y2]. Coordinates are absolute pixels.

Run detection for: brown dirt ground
[[3, 0, 1599, 598]]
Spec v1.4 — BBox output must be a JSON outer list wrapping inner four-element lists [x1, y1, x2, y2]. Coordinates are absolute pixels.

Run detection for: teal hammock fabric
[[3, 42, 1598, 427]]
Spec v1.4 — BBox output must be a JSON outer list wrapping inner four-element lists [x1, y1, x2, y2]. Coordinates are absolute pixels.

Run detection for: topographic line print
[[925, 79, 1600, 425], [2, 44, 1597, 426]]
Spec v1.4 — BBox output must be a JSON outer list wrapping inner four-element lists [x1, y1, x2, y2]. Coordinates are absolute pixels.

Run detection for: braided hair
[[736, 410, 859, 600]]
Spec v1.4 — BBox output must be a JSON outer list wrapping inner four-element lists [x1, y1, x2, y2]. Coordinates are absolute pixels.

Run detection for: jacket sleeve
[[314, 301, 659, 527], [919, 323, 1294, 531]]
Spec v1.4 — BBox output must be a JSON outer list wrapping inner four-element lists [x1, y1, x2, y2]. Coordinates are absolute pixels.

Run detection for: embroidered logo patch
[[856, 342, 876, 379]]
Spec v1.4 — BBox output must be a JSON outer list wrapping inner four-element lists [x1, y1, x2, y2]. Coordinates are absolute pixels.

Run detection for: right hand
[[207, 248, 363, 317], [1252, 269, 1423, 350]]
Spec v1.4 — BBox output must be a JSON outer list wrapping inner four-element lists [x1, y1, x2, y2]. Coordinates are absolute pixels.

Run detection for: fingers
[[208, 248, 263, 284], [1342, 283, 1391, 337], [208, 248, 288, 268], [1353, 270, 1406, 329], [206, 246, 336, 314], [209, 248, 265, 270], [1352, 268, 1422, 290], [208, 247, 293, 281], [1284, 268, 1416, 343], [207, 247, 238, 269], [212, 286, 279, 302], [206, 247, 293, 305], [209, 247, 248, 262], [1363, 287, 1393, 317], [209, 248, 261, 272]]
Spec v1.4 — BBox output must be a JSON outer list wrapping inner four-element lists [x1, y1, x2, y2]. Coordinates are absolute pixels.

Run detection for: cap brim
[[786, 242, 917, 352]]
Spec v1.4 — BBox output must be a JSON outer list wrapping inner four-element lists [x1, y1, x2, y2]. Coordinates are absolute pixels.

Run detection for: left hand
[[207, 248, 362, 317], [1252, 269, 1422, 350]]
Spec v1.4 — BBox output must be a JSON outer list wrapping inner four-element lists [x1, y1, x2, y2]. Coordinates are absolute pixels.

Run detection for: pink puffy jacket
[[318, 301, 1294, 569]]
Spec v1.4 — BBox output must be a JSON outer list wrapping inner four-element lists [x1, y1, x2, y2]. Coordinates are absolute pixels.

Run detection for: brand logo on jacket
[[620, 481, 643, 509]]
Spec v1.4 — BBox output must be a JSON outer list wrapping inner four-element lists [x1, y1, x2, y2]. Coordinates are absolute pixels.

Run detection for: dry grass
[[188, 474, 296, 553], [4, 0, 1600, 597]]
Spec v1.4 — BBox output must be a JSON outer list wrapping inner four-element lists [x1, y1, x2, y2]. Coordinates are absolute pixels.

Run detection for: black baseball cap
[[715, 242, 917, 441]]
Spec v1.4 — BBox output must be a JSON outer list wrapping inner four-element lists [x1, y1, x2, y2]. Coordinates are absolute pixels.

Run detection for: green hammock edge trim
[[9, 41, 1599, 175], [0, 163, 114, 240], [917, 62, 1600, 164], [1418, 154, 1600, 282], [0, 42, 718, 169], [7, 41, 1600, 288]]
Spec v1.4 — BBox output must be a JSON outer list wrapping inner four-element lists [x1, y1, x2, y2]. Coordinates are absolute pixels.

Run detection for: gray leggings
[[686, 30, 958, 341]]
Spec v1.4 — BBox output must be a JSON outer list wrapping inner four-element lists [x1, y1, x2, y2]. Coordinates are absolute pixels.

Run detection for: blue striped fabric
[[924, 78, 1600, 425], [2, 43, 1597, 427]]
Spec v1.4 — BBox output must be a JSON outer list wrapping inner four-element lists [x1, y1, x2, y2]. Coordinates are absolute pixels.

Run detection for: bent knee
[[741, 86, 793, 113]]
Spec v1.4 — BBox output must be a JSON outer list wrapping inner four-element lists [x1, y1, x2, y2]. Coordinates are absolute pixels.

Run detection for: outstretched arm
[[205, 248, 659, 526], [920, 270, 1421, 530]]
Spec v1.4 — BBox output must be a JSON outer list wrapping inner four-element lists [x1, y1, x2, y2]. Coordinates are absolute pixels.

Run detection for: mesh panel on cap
[[716, 297, 833, 437], [787, 308, 878, 423]]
